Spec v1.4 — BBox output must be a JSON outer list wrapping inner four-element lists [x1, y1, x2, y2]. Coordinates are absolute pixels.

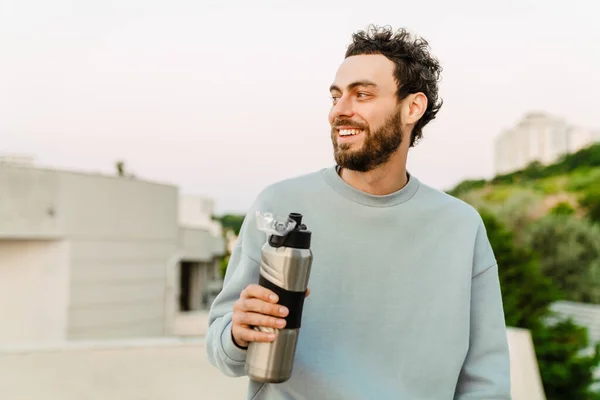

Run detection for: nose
[[330, 95, 354, 121]]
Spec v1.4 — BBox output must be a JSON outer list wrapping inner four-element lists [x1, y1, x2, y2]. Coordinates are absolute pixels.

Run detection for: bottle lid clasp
[[255, 211, 297, 237]]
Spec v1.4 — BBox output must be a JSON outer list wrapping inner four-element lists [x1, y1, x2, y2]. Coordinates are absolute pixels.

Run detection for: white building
[[0, 161, 225, 346], [494, 112, 600, 175]]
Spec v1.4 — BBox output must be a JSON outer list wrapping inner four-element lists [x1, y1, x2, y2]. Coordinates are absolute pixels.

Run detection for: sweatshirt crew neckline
[[321, 165, 420, 207]]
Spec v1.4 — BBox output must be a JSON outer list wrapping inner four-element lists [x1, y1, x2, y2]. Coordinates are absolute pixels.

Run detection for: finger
[[305, 288, 311, 297], [231, 328, 249, 348], [244, 284, 279, 303], [235, 326, 277, 343], [238, 311, 287, 329], [242, 298, 288, 317]]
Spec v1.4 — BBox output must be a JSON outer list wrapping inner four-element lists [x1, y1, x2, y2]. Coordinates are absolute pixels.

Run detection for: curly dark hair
[[345, 25, 443, 147]]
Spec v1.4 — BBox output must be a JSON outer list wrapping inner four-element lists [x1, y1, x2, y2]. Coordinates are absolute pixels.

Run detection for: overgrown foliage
[[480, 210, 600, 399], [448, 144, 600, 208], [525, 215, 600, 304], [581, 186, 600, 224], [491, 143, 600, 185]]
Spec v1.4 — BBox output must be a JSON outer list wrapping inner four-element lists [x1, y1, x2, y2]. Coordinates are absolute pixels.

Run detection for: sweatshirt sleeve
[[204, 190, 271, 377], [204, 249, 260, 376], [454, 219, 512, 399]]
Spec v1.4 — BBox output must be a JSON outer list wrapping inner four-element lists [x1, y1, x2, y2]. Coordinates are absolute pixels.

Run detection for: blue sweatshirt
[[206, 166, 512, 399]]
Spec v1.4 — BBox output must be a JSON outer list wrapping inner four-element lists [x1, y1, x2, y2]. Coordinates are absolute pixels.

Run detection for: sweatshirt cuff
[[221, 319, 247, 363]]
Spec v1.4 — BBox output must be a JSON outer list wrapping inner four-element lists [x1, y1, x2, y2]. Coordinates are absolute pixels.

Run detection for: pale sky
[[1, 0, 599, 214]]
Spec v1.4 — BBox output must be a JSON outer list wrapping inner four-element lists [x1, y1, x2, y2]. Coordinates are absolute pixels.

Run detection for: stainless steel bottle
[[245, 212, 313, 383]]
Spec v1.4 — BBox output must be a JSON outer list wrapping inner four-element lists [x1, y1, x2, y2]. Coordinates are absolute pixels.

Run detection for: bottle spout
[[288, 213, 303, 227]]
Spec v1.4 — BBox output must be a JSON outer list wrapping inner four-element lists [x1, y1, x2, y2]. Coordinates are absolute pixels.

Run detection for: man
[[206, 25, 512, 399]]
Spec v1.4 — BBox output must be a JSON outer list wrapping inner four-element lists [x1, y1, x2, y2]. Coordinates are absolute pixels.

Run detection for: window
[[178, 261, 207, 312]]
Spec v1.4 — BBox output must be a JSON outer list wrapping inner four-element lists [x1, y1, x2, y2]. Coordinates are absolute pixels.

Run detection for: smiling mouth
[[338, 128, 364, 137]]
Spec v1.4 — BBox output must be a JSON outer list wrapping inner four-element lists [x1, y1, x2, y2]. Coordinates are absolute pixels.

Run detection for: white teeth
[[339, 129, 361, 136]]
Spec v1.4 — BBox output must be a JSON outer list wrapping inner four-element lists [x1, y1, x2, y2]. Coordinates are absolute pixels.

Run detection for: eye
[[357, 92, 369, 98]]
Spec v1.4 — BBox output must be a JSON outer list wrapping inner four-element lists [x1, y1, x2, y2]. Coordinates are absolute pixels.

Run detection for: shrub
[[480, 210, 600, 398], [550, 202, 576, 216], [580, 187, 600, 225], [526, 215, 600, 304]]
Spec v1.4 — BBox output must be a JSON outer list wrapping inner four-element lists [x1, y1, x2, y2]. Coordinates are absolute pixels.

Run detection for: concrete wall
[[179, 195, 214, 227], [57, 171, 178, 240], [0, 165, 62, 238], [67, 240, 178, 339], [508, 328, 546, 400], [55, 171, 179, 340], [178, 194, 223, 237], [179, 227, 224, 262], [0, 240, 70, 345], [0, 339, 248, 400], [0, 329, 546, 400]]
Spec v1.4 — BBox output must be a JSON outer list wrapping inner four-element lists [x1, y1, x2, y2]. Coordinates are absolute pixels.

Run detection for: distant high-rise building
[[494, 112, 600, 175]]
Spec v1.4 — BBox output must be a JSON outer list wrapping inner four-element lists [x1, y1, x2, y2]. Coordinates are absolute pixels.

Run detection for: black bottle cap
[[269, 213, 312, 249]]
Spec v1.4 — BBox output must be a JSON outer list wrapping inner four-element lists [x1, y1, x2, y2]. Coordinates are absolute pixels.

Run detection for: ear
[[402, 92, 428, 125]]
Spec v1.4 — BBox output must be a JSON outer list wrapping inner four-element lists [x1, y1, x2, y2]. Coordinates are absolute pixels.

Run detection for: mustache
[[332, 119, 368, 130]]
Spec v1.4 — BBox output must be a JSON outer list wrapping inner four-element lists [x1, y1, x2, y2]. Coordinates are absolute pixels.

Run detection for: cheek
[[366, 106, 396, 130], [358, 112, 376, 130], [354, 104, 381, 129]]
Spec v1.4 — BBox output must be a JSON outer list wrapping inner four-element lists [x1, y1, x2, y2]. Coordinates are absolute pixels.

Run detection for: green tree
[[480, 210, 600, 398], [212, 213, 246, 278], [480, 210, 557, 329], [526, 215, 600, 304], [550, 201, 576, 216], [215, 214, 245, 236], [219, 254, 230, 279], [490, 143, 600, 185], [493, 189, 542, 241], [447, 179, 487, 197], [534, 319, 600, 400], [581, 187, 600, 225], [448, 144, 600, 197]]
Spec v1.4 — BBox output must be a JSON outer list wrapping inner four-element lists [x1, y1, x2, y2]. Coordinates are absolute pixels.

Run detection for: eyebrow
[[329, 80, 378, 93]]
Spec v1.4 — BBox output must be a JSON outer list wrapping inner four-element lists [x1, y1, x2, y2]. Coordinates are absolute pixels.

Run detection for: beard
[[331, 109, 403, 172]]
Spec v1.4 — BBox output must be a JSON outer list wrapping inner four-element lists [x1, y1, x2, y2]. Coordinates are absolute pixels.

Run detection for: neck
[[339, 149, 409, 196]]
